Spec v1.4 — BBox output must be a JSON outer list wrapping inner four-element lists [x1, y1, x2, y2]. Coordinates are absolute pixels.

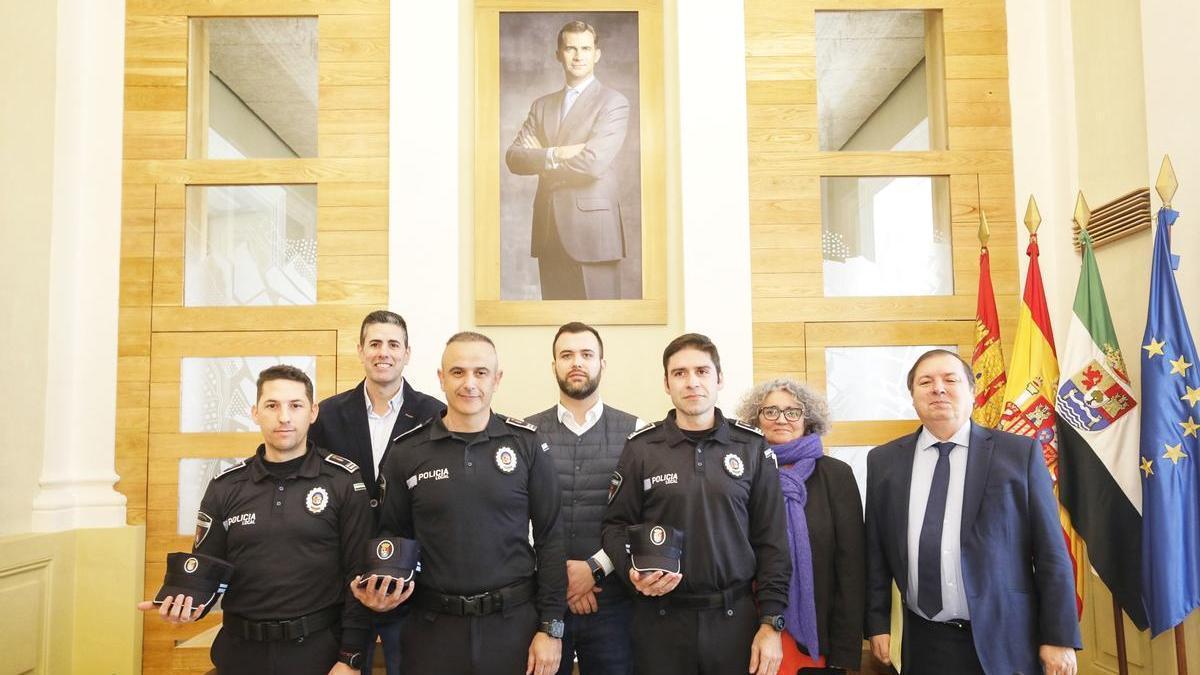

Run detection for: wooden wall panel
[[119, 1, 390, 671], [743, 0, 1019, 398]]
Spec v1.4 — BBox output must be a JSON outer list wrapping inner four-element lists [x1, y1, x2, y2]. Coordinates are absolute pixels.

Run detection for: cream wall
[[392, 0, 756, 423]]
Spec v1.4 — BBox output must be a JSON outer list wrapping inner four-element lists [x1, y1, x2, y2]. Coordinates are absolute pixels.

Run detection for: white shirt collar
[[364, 380, 405, 417], [558, 398, 603, 425], [565, 75, 595, 96], [916, 419, 972, 452]]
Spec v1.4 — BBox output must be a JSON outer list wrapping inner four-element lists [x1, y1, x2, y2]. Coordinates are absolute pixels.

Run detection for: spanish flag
[[972, 222, 1006, 428], [999, 209, 1085, 616]]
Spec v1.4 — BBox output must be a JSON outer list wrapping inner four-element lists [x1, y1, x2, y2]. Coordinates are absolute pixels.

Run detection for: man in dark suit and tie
[[864, 349, 1081, 675], [309, 310, 444, 673], [505, 20, 630, 300]]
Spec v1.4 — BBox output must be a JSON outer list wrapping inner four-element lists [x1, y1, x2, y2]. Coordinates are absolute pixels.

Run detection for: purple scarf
[[773, 433, 824, 657]]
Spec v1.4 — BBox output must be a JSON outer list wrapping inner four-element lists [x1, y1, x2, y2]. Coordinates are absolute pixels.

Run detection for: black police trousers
[[630, 591, 758, 675], [400, 600, 537, 674], [210, 625, 339, 675]]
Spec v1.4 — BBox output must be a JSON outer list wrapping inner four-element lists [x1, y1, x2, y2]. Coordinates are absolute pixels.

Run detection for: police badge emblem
[[377, 539, 395, 560], [306, 486, 329, 514], [194, 511, 213, 549], [650, 525, 667, 546], [723, 453, 745, 478], [495, 447, 518, 474], [184, 557, 199, 574], [608, 471, 624, 504]]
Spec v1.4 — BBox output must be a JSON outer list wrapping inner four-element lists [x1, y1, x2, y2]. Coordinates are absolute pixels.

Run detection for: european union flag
[[1140, 207, 1200, 635]]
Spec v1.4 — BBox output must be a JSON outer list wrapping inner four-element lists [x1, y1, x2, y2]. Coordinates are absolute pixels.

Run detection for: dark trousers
[[210, 625, 339, 675], [630, 592, 758, 675], [556, 597, 633, 675], [902, 610, 984, 675], [536, 220, 621, 300], [363, 618, 402, 675], [400, 600, 537, 675]]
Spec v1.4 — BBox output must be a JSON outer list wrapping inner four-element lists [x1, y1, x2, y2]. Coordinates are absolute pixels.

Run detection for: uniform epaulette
[[732, 419, 764, 436], [628, 423, 657, 440], [213, 458, 247, 480], [505, 416, 537, 432], [392, 420, 430, 444], [324, 453, 360, 473]]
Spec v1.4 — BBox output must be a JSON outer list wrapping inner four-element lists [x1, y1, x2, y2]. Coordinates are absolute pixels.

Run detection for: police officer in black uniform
[[353, 331, 567, 675], [601, 334, 791, 675], [139, 365, 373, 674]]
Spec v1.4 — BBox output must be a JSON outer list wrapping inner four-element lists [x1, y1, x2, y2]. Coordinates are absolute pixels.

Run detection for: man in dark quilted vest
[[528, 322, 645, 675]]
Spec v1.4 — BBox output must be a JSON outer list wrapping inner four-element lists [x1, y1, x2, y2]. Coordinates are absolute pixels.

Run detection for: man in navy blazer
[[864, 349, 1081, 675], [309, 310, 444, 674]]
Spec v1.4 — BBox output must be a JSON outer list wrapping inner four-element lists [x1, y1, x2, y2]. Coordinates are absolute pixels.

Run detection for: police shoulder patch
[[213, 458, 247, 480], [392, 420, 431, 444], [324, 453, 359, 473], [505, 416, 537, 432], [732, 419, 764, 436], [627, 423, 657, 440]]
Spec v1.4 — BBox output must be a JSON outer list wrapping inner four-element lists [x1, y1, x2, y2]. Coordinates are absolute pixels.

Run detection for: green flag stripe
[[1073, 229, 1121, 353]]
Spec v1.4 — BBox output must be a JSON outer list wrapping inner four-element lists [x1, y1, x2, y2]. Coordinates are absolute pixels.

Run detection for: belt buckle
[[265, 621, 286, 641], [461, 593, 487, 616]]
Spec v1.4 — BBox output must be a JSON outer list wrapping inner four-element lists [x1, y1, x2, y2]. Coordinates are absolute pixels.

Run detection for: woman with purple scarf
[[737, 379, 865, 674]]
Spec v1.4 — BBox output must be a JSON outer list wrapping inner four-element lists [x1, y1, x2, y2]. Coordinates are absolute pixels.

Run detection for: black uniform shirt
[[377, 412, 567, 623], [601, 408, 791, 616], [193, 443, 373, 651]]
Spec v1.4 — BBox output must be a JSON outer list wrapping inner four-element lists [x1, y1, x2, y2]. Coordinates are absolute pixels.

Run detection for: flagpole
[[1155, 154, 1187, 675], [1074, 191, 1132, 675]]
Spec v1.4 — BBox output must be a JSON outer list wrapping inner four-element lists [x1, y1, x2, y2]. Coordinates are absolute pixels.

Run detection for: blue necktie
[[917, 441, 956, 618]]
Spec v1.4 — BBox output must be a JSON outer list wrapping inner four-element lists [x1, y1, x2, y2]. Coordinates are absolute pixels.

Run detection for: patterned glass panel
[[184, 184, 317, 306], [178, 457, 246, 535], [825, 345, 956, 421], [179, 356, 317, 433], [821, 176, 952, 297], [826, 445, 872, 509]]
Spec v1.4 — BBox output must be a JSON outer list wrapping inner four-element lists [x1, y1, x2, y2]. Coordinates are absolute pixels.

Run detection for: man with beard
[[528, 322, 644, 674]]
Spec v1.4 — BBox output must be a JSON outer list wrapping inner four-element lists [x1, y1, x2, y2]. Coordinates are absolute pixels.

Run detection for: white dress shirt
[[364, 382, 404, 476], [906, 419, 972, 621]]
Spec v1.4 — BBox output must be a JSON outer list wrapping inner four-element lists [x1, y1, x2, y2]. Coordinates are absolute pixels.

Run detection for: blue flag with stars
[[1140, 207, 1200, 635]]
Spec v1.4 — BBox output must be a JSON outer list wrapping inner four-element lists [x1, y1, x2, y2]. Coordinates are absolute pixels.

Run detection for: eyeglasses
[[759, 406, 804, 422]]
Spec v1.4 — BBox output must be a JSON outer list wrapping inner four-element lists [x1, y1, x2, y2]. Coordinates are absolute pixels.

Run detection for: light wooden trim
[[472, 0, 668, 325]]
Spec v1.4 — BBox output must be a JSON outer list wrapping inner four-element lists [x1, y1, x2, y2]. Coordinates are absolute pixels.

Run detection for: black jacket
[[796, 455, 865, 670], [310, 379, 444, 505]]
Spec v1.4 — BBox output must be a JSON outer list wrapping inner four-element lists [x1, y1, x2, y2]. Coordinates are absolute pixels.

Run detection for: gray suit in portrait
[[505, 79, 630, 300]]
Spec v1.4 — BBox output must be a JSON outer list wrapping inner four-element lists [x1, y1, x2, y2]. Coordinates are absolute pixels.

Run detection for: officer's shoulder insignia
[[392, 420, 430, 444], [732, 419, 764, 436], [505, 416, 537, 432], [607, 471, 624, 504], [213, 458, 247, 480], [324, 453, 359, 473], [764, 448, 778, 469], [628, 423, 657, 440]]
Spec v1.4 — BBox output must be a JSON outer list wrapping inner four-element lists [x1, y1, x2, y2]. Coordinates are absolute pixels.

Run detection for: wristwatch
[[337, 650, 364, 668], [586, 556, 605, 584], [539, 619, 565, 638], [760, 615, 786, 632]]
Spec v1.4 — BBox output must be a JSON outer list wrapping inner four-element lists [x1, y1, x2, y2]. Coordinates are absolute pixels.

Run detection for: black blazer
[[309, 379, 445, 504], [795, 455, 865, 670]]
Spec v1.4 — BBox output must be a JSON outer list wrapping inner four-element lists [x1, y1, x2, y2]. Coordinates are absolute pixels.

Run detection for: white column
[[31, 0, 127, 531], [390, 1, 461, 396], [677, 0, 756, 399]]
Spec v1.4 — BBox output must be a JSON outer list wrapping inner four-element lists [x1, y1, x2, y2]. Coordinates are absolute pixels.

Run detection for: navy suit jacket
[[864, 423, 1082, 674], [309, 379, 444, 506]]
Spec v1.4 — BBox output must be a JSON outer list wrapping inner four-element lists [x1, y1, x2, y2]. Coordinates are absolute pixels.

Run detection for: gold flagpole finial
[[1156, 155, 1179, 208], [1024, 195, 1042, 235], [1073, 191, 1091, 232], [978, 209, 990, 246]]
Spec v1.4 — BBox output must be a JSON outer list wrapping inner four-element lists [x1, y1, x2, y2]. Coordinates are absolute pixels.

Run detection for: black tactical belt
[[224, 605, 340, 642], [662, 582, 752, 609], [414, 578, 535, 617]]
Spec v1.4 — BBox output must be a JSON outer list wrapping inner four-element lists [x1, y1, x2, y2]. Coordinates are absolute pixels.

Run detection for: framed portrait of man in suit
[[474, 1, 667, 325]]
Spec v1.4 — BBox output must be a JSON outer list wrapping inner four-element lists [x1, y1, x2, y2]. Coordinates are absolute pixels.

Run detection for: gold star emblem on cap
[[1163, 442, 1188, 465], [1184, 386, 1200, 407], [1141, 456, 1155, 477], [1144, 338, 1166, 358], [1181, 417, 1200, 438], [1170, 355, 1193, 377]]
